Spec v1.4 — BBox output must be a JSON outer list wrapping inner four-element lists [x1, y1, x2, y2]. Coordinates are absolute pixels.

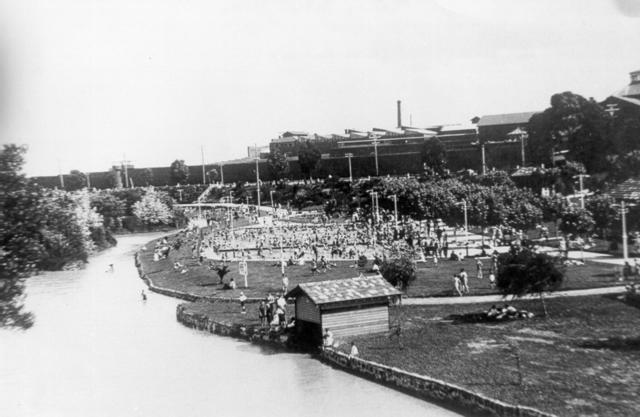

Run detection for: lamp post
[[456, 200, 468, 243], [574, 174, 590, 209], [613, 201, 630, 262], [270, 190, 275, 208], [392, 194, 398, 229], [345, 153, 354, 182]]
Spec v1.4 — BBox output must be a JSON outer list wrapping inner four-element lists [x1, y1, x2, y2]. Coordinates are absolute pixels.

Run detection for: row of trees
[[1, 145, 187, 329], [527, 91, 640, 182]]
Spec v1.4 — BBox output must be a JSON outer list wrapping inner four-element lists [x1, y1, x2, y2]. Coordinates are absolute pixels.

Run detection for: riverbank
[[135, 234, 640, 417]]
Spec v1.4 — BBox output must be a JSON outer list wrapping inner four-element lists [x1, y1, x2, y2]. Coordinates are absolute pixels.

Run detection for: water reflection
[[0, 233, 461, 417]]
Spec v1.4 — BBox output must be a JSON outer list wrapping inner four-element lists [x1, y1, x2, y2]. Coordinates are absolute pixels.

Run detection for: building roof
[[610, 178, 640, 201], [438, 124, 477, 133], [286, 275, 401, 306], [282, 131, 309, 137], [403, 127, 439, 136], [477, 111, 538, 127], [609, 95, 640, 107], [615, 83, 640, 99], [271, 137, 299, 143]]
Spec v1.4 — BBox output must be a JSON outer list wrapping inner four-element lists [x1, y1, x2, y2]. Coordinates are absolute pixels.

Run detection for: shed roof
[[477, 111, 538, 127], [286, 275, 401, 306]]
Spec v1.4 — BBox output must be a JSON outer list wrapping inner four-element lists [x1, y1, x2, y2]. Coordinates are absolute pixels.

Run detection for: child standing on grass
[[239, 292, 247, 314]]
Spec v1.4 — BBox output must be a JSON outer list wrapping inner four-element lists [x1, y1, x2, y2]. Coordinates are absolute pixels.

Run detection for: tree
[[559, 206, 595, 239], [216, 264, 230, 284], [1, 144, 39, 328], [206, 168, 219, 183], [90, 191, 126, 231], [527, 92, 611, 173], [496, 246, 564, 316], [133, 188, 173, 225], [170, 159, 189, 185], [298, 142, 321, 179], [268, 149, 290, 182], [586, 194, 616, 239], [420, 138, 447, 175], [66, 170, 87, 191], [380, 245, 418, 290], [139, 168, 154, 186]]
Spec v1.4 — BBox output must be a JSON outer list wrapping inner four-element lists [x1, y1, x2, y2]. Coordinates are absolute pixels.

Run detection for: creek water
[[0, 233, 461, 417]]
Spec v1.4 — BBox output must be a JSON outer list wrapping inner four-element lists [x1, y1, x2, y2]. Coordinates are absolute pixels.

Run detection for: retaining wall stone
[[319, 348, 557, 417]]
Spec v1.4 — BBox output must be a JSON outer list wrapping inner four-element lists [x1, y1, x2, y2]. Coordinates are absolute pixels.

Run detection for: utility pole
[[481, 144, 487, 175], [201, 145, 206, 184], [372, 135, 380, 176], [345, 153, 353, 182], [255, 157, 261, 216], [520, 133, 526, 166], [220, 163, 224, 185], [621, 201, 629, 262], [86, 172, 91, 188], [57, 160, 65, 189], [114, 155, 132, 188]]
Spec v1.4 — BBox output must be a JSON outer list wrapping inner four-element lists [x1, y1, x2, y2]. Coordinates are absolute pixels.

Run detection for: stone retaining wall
[[175, 304, 290, 349], [319, 348, 557, 417]]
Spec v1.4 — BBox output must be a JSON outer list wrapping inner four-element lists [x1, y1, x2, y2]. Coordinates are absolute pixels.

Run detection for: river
[[0, 234, 461, 417]]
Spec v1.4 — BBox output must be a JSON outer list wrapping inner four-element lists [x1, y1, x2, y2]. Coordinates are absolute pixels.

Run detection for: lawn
[[336, 295, 640, 417], [139, 235, 624, 300]]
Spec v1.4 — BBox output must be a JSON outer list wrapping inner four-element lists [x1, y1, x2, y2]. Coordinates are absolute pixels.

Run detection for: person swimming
[[141, 290, 147, 301]]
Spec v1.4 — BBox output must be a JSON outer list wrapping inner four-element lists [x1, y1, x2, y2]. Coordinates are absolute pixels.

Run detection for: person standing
[[459, 268, 469, 294], [239, 292, 247, 314], [281, 274, 289, 294], [452, 274, 463, 296], [349, 342, 359, 358], [258, 300, 268, 327], [476, 259, 483, 280]]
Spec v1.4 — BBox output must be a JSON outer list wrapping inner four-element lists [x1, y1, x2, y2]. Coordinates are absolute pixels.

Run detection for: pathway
[[403, 285, 628, 305]]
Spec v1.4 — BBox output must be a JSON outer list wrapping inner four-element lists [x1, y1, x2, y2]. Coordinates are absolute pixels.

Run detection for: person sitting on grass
[[310, 259, 318, 275], [222, 277, 236, 290], [486, 305, 500, 319]]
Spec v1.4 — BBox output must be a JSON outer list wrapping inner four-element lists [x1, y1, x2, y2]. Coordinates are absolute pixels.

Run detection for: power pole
[[201, 145, 206, 184], [114, 156, 132, 188], [255, 157, 261, 216], [345, 153, 353, 182], [220, 163, 224, 185], [481, 144, 487, 175], [371, 135, 380, 176]]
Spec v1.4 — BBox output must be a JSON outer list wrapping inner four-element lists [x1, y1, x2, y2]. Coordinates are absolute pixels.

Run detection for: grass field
[[139, 236, 625, 300], [336, 295, 640, 417]]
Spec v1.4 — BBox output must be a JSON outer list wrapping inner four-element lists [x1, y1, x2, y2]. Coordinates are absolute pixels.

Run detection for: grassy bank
[[335, 295, 640, 417], [139, 235, 624, 300]]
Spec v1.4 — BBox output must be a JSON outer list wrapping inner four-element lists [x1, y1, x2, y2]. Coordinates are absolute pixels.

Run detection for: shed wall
[[296, 295, 321, 324], [321, 305, 389, 339]]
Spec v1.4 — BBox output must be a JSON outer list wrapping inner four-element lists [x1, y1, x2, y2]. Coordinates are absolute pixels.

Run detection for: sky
[[0, 0, 639, 177]]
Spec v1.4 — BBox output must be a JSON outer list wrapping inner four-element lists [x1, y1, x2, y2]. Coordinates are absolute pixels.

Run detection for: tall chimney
[[397, 100, 402, 128]]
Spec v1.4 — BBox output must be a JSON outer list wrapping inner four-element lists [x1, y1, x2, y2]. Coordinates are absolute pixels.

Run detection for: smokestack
[[397, 100, 402, 128]]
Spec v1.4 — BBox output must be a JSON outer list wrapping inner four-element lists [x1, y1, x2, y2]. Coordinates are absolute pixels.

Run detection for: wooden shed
[[286, 275, 402, 345]]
